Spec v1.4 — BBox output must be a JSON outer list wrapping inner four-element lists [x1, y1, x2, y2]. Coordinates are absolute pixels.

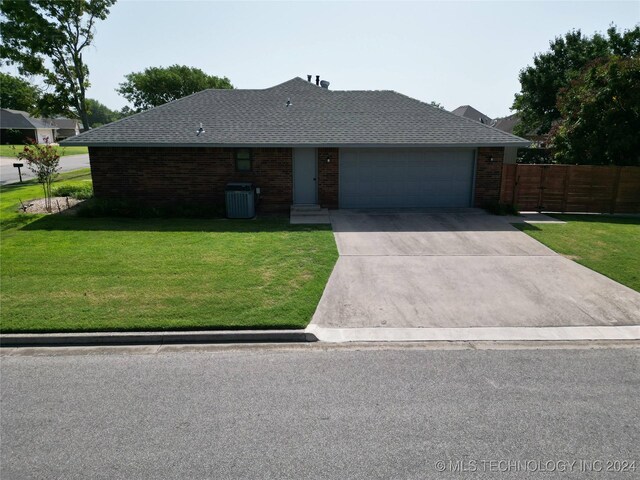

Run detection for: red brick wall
[[474, 147, 505, 207], [317, 147, 339, 208], [88, 147, 293, 211], [89, 146, 507, 211]]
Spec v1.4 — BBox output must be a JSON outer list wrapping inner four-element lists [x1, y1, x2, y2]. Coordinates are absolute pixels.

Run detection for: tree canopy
[[0, 72, 40, 112], [552, 56, 640, 166], [0, 0, 117, 129], [512, 26, 640, 136], [85, 98, 120, 128], [117, 65, 233, 112]]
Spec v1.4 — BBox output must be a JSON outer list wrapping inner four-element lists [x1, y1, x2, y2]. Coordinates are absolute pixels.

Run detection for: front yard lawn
[[0, 173, 338, 333], [516, 215, 640, 292], [0, 144, 88, 157], [0, 169, 92, 231]]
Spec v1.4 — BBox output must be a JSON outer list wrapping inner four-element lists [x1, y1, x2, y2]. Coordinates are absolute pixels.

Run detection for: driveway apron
[[310, 210, 640, 328]]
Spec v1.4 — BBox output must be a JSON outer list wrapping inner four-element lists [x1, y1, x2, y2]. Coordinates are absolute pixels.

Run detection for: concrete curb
[[305, 324, 640, 343], [0, 329, 318, 347]]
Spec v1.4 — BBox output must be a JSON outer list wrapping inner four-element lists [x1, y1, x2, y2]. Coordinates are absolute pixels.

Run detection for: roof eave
[[62, 141, 531, 149]]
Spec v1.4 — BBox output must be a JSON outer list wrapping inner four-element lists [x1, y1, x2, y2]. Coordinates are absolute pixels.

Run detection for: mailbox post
[[13, 163, 24, 183]]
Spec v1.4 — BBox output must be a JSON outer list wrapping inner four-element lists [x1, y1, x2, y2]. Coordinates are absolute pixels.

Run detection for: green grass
[[0, 169, 92, 231], [516, 214, 640, 292], [0, 144, 88, 157], [0, 171, 338, 333]]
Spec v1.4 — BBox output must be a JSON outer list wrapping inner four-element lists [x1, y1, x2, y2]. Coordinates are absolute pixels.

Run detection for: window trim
[[235, 148, 253, 172]]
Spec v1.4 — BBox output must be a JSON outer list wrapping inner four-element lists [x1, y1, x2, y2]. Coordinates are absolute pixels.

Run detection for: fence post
[[561, 166, 570, 212], [611, 166, 622, 214], [536, 166, 546, 212], [512, 164, 519, 206]]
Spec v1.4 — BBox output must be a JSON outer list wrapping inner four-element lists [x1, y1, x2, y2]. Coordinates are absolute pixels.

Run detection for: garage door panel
[[340, 149, 475, 208]]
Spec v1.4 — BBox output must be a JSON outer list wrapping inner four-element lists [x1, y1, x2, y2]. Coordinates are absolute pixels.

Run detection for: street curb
[[305, 324, 640, 343], [0, 330, 318, 347]]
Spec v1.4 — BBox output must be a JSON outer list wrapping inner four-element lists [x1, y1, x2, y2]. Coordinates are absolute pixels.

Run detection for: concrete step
[[290, 205, 331, 225], [291, 204, 322, 211], [290, 205, 328, 216]]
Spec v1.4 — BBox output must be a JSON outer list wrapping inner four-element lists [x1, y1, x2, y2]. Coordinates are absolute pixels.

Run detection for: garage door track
[[310, 210, 640, 330]]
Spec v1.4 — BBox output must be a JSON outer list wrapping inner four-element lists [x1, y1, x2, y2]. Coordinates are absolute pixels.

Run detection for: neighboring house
[[450, 105, 493, 125], [451, 106, 544, 163], [452, 106, 547, 147], [61, 77, 528, 211], [46, 117, 81, 140], [0, 108, 57, 145], [492, 113, 519, 134]]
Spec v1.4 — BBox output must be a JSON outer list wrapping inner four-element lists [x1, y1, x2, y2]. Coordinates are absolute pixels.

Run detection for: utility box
[[225, 182, 256, 219]]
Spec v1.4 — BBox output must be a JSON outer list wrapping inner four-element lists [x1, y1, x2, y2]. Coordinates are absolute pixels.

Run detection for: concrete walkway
[[309, 210, 640, 337]]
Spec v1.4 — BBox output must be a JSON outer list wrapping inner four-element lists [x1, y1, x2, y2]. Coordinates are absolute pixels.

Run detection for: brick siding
[[88, 147, 293, 211], [317, 147, 339, 208], [89, 146, 506, 211], [474, 147, 504, 207]]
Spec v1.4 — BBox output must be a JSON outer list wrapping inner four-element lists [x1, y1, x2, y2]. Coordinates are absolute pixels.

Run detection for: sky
[[12, 1, 640, 118]]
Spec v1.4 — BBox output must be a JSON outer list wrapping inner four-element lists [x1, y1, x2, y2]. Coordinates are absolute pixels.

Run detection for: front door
[[293, 148, 317, 204]]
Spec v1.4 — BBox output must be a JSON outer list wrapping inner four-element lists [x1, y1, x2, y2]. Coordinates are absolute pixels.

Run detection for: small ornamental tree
[[17, 141, 61, 212]]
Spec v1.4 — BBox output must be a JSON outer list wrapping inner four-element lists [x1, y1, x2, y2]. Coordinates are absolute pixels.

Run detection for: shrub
[[16, 141, 60, 212], [517, 147, 554, 164], [483, 200, 519, 216], [76, 199, 224, 218], [51, 182, 93, 200], [3, 129, 26, 144]]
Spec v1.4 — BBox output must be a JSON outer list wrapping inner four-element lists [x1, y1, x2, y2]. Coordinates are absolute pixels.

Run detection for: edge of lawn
[[513, 213, 640, 293], [1, 170, 339, 334]]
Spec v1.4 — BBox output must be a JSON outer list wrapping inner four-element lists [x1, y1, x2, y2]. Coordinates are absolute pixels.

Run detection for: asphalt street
[[1, 345, 639, 479], [0, 154, 90, 185]]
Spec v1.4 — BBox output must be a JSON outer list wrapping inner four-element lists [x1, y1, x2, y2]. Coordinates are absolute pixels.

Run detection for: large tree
[[85, 98, 119, 127], [117, 65, 233, 112], [512, 26, 640, 136], [552, 56, 640, 166], [0, 0, 117, 130], [0, 72, 41, 111]]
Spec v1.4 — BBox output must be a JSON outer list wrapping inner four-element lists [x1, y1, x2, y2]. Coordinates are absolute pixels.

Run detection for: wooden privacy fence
[[500, 164, 640, 213]]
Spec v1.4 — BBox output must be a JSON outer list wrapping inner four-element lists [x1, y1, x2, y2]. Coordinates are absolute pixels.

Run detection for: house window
[[235, 148, 252, 172]]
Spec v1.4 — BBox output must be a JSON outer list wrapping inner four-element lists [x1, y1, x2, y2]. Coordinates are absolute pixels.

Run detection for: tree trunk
[[78, 95, 90, 131], [79, 107, 90, 131]]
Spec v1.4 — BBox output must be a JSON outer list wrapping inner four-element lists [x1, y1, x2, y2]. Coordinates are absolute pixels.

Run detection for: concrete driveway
[[310, 210, 640, 330]]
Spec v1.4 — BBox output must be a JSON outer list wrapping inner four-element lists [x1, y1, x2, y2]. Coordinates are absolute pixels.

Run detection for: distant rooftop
[[0, 109, 57, 130], [492, 114, 520, 135], [450, 105, 493, 125]]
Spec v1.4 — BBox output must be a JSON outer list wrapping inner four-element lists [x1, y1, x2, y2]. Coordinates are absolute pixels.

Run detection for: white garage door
[[339, 149, 475, 208]]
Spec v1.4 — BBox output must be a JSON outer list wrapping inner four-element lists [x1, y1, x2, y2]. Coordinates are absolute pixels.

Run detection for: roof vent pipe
[[320, 80, 330, 89], [307, 74, 312, 82], [315, 75, 320, 86]]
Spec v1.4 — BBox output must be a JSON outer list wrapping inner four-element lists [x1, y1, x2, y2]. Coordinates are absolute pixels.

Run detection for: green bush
[[483, 200, 519, 216], [51, 182, 93, 200], [517, 147, 553, 164], [76, 198, 224, 218]]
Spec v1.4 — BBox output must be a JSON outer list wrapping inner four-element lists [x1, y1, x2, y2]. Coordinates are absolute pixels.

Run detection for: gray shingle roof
[[450, 105, 493, 125], [62, 78, 529, 147], [1, 109, 57, 130], [47, 117, 79, 130], [493, 113, 520, 134]]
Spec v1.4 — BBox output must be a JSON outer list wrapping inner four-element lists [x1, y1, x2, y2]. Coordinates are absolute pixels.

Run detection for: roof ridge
[[264, 77, 326, 91]]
